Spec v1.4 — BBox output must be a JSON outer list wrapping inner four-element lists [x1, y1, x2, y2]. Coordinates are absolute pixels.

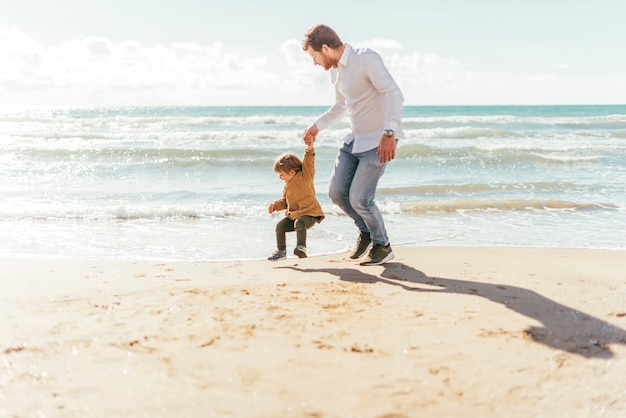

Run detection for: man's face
[[306, 45, 336, 71]]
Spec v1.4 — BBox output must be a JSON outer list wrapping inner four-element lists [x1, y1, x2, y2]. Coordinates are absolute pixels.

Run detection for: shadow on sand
[[285, 262, 626, 359]]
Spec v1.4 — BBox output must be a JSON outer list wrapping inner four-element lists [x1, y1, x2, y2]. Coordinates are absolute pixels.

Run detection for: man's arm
[[362, 51, 404, 135], [302, 69, 348, 143], [363, 51, 404, 163]]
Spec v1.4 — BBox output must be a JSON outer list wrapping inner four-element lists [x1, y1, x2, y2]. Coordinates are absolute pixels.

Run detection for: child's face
[[279, 170, 296, 183]]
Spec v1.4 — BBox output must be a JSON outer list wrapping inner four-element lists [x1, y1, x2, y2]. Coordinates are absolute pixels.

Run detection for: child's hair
[[274, 152, 303, 174]]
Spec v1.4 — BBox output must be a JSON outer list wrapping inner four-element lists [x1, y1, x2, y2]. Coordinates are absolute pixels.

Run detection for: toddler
[[268, 142, 324, 261]]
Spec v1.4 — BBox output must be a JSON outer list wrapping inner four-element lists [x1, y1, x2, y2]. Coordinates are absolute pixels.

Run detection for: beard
[[321, 55, 338, 71]]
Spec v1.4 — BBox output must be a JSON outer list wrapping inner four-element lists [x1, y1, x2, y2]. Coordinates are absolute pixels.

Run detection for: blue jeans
[[329, 141, 390, 246]]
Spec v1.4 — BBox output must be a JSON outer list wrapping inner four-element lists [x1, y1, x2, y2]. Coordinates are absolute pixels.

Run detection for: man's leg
[[349, 147, 389, 246], [329, 142, 367, 232]]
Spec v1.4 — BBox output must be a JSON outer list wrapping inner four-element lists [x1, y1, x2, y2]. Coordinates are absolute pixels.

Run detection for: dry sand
[[1, 246, 625, 417]]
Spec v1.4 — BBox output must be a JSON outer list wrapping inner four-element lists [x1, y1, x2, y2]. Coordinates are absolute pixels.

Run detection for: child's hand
[[303, 123, 318, 146], [268, 203, 275, 214]]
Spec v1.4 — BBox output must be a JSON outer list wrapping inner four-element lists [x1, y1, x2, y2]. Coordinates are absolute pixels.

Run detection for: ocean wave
[[527, 153, 604, 163], [0, 112, 316, 130], [399, 199, 618, 215], [0, 200, 352, 222], [395, 144, 444, 157], [411, 126, 520, 140], [3, 145, 608, 172], [475, 150, 606, 165], [0, 202, 268, 221], [7, 147, 280, 166], [1, 198, 618, 222], [377, 182, 580, 195], [396, 143, 607, 164], [3, 105, 625, 129], [456, 148, 606, 165], [402, 113, 626, 128]]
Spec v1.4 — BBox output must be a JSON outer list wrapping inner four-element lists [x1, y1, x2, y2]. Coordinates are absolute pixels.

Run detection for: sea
[[1, 105, 625, 261]]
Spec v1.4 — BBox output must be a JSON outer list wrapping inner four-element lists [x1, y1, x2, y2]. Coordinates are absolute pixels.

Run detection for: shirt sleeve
[[361, 51, 404, 132], [301, 148, 315, 181], [273, 197, 287, 211]]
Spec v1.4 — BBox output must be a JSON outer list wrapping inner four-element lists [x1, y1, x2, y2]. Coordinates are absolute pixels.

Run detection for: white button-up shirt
[[313, 44, 405, 154]]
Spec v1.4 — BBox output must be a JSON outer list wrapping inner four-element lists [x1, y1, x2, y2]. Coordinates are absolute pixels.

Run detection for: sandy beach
[[1, 246, 625, 417]]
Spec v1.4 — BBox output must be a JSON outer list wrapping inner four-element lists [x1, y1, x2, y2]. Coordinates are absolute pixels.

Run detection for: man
[[301, 24, 404, 266]]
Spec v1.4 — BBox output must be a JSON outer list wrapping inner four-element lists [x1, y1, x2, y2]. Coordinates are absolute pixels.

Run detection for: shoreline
[[3, 242, 626, 263], [2, 246, 625, 417]]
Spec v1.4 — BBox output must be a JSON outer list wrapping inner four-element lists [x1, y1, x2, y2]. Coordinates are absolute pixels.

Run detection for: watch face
[[385, 130, 394, 136]]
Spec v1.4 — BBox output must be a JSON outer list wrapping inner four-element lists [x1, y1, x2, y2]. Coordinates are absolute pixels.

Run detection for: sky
[[1, 0, 625, 106]]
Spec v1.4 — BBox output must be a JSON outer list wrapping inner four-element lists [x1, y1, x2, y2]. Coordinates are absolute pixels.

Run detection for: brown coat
[[272, 148, 325, 222]]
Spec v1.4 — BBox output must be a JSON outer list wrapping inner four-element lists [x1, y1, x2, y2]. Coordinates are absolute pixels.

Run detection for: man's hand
[[377, 135, 396, 163], [303, 123, 319, 146], [268, 203, 275, 214]]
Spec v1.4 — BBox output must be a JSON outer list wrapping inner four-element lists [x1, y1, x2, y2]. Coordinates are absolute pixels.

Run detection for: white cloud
[[552, 63, 569, 70], [0, 24, 283, 104], [387, 51, 460, 74], [0, 24, 45, 79], [280, 39, 305, 67], [14, 34, 269, 90], [356, 38, 404, 50], [1, 24, 624, 106]]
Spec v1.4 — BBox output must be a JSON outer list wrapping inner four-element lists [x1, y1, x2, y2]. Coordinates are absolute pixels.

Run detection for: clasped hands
[[302, 123, 395, 163]]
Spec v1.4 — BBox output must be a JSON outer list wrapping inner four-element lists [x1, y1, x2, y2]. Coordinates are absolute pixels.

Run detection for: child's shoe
[[268, 250, 287, 261], [294, 245, 307, 258]]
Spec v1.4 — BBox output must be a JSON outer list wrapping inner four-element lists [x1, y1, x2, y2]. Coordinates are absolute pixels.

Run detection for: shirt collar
[[337, 43, 352, 68]]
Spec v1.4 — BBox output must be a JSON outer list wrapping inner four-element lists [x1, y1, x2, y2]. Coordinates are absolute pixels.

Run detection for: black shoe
[[349, 231, 371, 259], [359, 243, 395, 266], [268, 250, 287, 261], [294, 245, 307, 258]]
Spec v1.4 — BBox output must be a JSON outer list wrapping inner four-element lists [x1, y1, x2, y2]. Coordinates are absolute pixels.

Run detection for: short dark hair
[[302, 24, 343, 52], [274, 152, 302, 174]]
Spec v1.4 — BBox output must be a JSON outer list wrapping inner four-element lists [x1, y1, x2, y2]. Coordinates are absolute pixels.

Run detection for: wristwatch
[[383, 129, 394, 137]]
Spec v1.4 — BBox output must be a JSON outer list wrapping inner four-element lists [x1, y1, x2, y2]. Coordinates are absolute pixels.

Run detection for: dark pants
[[275, 215, 318, 250]]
